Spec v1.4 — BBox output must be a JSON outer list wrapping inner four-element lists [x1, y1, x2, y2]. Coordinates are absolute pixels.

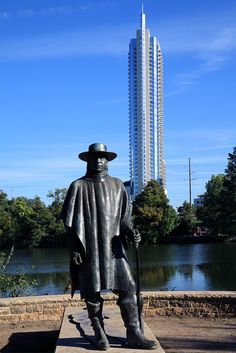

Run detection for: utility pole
[[189, 158, 192, 205]]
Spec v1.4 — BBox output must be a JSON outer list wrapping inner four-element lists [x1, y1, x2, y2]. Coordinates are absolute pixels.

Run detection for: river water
[[5, 243, 236, 295]]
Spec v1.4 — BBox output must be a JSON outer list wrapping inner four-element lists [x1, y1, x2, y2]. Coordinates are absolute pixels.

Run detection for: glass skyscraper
[[129, 8, 166, 198]]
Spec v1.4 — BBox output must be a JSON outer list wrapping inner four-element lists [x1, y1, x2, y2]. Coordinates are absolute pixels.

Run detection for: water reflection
[[33, 272, 70, 295], [7, 248, 70, 274], [140, 265, 177, 290], [196, 244, 236, 290], [5, 243, 236, 295]]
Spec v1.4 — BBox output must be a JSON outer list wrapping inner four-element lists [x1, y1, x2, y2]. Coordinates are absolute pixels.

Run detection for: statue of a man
[[61, 143, 156, 350]]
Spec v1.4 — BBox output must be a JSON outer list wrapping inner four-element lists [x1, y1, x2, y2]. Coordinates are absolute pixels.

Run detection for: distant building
[[129, 7, 165, 199], [194, 195, 205, 207], [123, 180, 131, 199]]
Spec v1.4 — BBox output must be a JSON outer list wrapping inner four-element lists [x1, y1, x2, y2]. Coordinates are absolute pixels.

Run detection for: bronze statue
[[61, 143, 157, 350]]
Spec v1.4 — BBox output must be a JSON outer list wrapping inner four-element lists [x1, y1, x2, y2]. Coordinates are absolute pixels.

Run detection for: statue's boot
[[117, 294, 157, 349], [86, 298, 110, 350]]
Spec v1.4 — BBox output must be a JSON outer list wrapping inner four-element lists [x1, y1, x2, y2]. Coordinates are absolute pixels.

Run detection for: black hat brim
[[78, 151, 117, 162]]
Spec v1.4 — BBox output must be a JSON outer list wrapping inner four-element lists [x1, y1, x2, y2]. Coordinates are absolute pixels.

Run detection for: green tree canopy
[[45, 188, 68, 247], [197, 146, 236, 237], [11, 196, 52, 248], [176, 201, 198, 235], [0, 189, 68, 249], [47, 188, 67, 212], [221, 146, 236, 236], [0, 191, 12, 248], [197, 174, 224, 234], [133, 180, 178, 243]]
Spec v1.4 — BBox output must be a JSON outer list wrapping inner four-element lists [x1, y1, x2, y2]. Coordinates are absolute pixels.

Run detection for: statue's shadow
[[68, 314, 127, 350]]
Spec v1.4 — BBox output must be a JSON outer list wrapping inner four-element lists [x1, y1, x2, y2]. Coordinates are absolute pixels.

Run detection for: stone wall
[[143, 291, 236, 318], [0, 291, 235, 324]]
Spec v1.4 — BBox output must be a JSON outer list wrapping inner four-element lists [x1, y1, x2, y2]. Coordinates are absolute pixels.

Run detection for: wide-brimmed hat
[[78, 143, 117, 162]]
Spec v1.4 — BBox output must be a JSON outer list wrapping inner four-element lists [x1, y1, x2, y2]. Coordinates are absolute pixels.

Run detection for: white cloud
[[166, 156, 227, 166], [164, 19, 236, 96], [183, 144, 234, 153], [0, 11, 11, 20], [0, 138, 130, 189], [17, 9, 35, 17], [2, 8, 236, 100], [1, 5, 236, 69], [1, 4, 236, 104], [0, 25, 131, 61], [0, 2, 118, 20], [166, 128, 236, 145]]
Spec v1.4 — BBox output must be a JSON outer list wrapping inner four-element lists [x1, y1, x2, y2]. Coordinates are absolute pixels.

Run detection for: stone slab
[[55, 306, 165, 353]]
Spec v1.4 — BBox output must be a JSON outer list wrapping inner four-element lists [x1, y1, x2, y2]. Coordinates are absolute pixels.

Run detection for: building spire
[[140, 2, 145, 30]]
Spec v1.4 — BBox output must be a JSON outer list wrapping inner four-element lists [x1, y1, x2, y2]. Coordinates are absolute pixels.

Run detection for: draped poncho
[[60, 174, 135, 298]]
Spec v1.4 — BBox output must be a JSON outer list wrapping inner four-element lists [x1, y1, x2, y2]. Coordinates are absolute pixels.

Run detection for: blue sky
[[1, 0, 236, 208]]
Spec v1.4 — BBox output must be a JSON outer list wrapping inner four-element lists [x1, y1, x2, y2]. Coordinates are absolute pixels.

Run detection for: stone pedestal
[[55, 306, 165, 353]]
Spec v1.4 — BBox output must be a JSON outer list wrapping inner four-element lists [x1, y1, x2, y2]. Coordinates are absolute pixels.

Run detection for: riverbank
[[157, 234, 229, 244]]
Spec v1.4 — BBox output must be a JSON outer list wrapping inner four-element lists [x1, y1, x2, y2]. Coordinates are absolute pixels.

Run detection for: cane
[[135, 243, 144, 332]]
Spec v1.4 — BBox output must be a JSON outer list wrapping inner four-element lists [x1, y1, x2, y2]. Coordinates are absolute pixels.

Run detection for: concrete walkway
[[55, 307, 165, 353]]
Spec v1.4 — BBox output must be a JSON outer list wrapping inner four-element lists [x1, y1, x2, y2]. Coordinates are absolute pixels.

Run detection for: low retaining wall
[[0, 291, 235, 324]]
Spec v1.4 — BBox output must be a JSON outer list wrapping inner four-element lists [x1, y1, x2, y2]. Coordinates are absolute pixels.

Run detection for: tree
[[47, 188, 67, 216], [197, 146, 236, 237], [11, 196, 46, 248], [0, 191, 12, 247], [221, 147, 236, 236], [133, 180, 178, 243], [176, 201, 198, 235], [159, 205, 180, 237], [0, 190, 68, 249], [197, 174, 224, 234], [44, 188, 68, 247]]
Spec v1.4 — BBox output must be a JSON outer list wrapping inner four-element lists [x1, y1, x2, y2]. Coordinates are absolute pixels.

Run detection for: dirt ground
[[0, 316, 236, 353], [146, 316, 236, 353], [0, 321, 60, 353]]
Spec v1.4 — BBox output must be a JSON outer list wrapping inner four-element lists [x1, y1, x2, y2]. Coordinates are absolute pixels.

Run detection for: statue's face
[[88, 153, 108, 174]]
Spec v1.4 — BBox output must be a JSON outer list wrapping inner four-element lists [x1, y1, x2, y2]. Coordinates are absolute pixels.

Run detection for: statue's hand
[[133, 229, 141, 248], [71, 251, 83, 266], [126, 228, 141, 247]]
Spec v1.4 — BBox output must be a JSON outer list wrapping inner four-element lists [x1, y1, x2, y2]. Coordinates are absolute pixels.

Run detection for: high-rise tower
[[129, 8, 165, 198]]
